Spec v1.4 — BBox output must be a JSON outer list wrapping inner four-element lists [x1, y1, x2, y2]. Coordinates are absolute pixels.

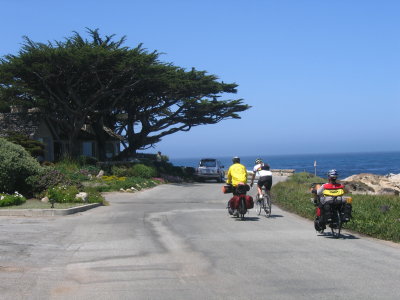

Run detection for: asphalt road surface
[[1, 176, 400, 300]]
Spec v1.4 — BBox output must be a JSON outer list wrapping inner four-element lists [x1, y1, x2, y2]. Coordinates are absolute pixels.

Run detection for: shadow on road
[[232, 216, 260, 221], [266, 214, 283, 219], [317, 232, 360, 240]]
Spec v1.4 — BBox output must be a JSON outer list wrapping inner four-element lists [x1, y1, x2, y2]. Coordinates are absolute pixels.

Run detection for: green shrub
[[4, 131, 45, 158], [81, 165, 101, 175], [78, 155, 98, 166], [46, 185, 80, 203], [111, 165, 131, 177], [26, 167, 70, 194], [53, 158, 100, 183], [0, 192, 27, 206], [0, 138, 42, 194], [82, 187, 106, 204], [111, 164, 156, 178], [131, 164, 157, 178]]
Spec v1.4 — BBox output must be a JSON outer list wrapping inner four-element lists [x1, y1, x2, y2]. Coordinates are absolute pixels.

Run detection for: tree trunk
[[92, 120, 107, 161], [68, 130, 81, 159], [126, 111, 136, 158]]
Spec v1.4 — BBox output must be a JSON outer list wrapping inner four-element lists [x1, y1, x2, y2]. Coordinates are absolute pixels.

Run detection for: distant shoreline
[[169, 152, 400, 179], [168, 150, 400, 161]]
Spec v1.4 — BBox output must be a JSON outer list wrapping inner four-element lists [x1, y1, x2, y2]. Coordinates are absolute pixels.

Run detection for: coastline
[[169, 151, 400, 178]]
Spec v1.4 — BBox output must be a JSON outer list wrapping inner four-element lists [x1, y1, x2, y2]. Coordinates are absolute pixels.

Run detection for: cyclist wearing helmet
[[226, 156, 248, 216], [316, 169, 346, 223], [250, 158, 272, 198], [226, 156, 247, 187]]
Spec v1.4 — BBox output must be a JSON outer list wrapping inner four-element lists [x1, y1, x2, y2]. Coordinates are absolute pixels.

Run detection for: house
[[0, 106, 122, 162]]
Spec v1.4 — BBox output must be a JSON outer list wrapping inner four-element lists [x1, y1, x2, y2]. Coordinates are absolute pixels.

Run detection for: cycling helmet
[[255, 158, 263, 164], [232, 156, 240, 163], [328, 169, 339, 179]]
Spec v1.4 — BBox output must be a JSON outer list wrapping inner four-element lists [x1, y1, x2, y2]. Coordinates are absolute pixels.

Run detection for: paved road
[[1, 176, 400, 299]]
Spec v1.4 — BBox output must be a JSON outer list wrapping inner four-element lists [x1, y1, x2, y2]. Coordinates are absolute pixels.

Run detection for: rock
[[342, 181, 374, 194], [96, 170, 105, 178], [380, 205, 391, 213], [342, 173, 400, 196], [380, 188, 399, 196], [41, 196, 49, 203], [75, 192, 88, 202]]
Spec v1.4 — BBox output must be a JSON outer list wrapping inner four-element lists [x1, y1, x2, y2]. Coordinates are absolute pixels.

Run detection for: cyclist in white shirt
[[250, 158, 273, 198]]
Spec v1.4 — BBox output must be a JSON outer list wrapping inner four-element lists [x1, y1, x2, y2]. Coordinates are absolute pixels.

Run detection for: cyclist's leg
[[263, 176, 273, 199], [257, 177, 267, 198], [257, 186, 263, 198]]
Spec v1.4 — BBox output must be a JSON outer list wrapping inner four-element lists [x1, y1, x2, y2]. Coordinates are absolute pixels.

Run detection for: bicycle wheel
[[255, 194, 262, 215], [264, 194, 272, 217], [239, 197, 246, 220], [330, 209, 342, 238]]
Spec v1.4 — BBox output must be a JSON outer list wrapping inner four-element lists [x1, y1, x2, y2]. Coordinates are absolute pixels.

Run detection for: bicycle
[[224, 183, 253, 220], [311, 183, 353, 239], [315, 200, 344, 238], [254, 187, 271, 217]]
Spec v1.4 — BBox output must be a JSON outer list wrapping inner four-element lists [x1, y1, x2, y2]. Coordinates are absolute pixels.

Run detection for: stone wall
[[246, 169, 295, 180], [0, 111, 41, 137]]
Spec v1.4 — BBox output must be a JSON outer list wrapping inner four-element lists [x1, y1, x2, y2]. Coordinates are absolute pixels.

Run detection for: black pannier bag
[[236, 184, 250, 194], [343, 203, 352, 221]]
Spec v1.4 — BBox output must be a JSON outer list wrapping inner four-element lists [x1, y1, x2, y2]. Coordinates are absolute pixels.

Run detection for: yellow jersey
[[226, 163, 247, 186]]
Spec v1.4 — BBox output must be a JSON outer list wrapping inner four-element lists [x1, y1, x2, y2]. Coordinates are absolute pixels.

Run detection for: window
[[200, 159, 217, 167], [105, 142, 115, 158], [82, 142, 94, 157]]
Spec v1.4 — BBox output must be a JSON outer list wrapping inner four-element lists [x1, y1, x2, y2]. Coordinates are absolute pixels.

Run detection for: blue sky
[[1, 0, 399, 159]]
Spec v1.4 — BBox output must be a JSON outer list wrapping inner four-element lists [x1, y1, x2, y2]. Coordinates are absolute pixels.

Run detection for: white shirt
[[253, 163, 272, 177]]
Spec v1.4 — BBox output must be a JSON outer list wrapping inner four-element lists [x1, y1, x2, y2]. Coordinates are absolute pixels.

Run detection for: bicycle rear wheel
[[330, 209, 342, 238], [239, 197, 246, 220], [255, 194, 262, 215], [264, 194, 272, 217]]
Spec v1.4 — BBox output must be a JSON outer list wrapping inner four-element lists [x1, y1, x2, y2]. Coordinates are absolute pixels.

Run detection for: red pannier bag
[[245, 195, 254, 209], [229, 196, 240, 209]]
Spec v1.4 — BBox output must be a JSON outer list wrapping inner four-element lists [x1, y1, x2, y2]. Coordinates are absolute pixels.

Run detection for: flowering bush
[[101, 175, 126, 182], [152, 177, 166, 184], [0, 192, 27, 207], [26, 167, 71, 194], [46, 185, 80, 203]]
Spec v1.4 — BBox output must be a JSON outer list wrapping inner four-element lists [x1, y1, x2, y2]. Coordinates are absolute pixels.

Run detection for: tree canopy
[[0, 28, 250, 160]]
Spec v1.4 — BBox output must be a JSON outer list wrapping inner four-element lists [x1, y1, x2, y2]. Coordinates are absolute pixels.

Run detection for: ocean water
[[169, 151, 400, 179]]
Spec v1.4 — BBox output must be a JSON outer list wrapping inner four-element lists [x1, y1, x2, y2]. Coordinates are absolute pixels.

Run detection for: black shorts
[[257, 176, 272, 190]]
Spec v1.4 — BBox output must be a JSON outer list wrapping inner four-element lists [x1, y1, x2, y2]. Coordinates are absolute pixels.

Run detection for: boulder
[[41, 196, 49, 203], [342, 181, 374, 194], [76, 192, 88, 202], [343, 173, 400, 195]]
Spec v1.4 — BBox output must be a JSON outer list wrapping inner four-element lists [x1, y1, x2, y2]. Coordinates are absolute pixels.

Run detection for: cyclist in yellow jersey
[[226, 156, 248, 216], [226, 156, 247, 187]]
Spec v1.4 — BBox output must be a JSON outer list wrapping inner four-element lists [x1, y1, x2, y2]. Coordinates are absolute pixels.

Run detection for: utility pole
[[314, 160, 317, 176]]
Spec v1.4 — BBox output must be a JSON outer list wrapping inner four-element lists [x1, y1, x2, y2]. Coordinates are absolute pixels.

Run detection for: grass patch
[[272, 172, 400, 243]]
